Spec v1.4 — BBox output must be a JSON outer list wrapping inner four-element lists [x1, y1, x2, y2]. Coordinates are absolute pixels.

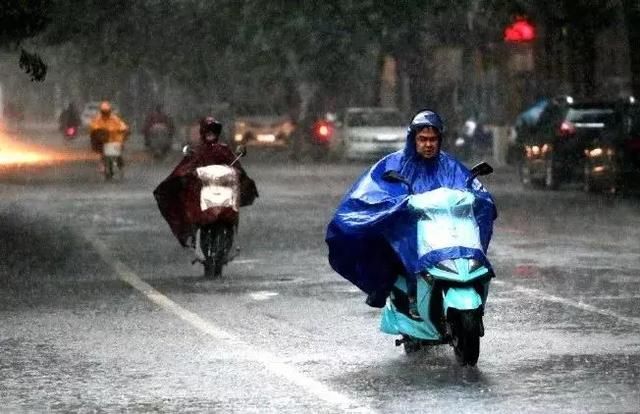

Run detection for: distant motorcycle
[[62, 125, 78, 141], [380, 162, 495, 366], [190, 145, 247, 278], [145, 123, 173, 160], [452, 118, 493, 161]]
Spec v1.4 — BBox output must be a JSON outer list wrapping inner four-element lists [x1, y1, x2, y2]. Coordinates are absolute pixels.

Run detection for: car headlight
[[588, 147, 603, 158]]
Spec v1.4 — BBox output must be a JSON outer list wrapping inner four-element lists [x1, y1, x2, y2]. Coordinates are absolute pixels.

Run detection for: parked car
[[233, 115, 294, 149], [520, 96, 620, 189], [334, 107, 406, 160], [507, 98, 550, 165], [583, 98, 640, 193]]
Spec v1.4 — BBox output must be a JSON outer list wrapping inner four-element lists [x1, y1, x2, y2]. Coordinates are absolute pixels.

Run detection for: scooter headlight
[[435, 259, 457, 273], [469, 259, 483, 272]]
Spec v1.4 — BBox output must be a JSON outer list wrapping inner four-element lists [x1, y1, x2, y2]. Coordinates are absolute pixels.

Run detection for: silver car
[[338, 107, 406, 160]]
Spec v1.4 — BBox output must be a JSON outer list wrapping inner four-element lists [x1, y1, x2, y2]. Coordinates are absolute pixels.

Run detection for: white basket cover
[[196, 165, 240, 211], [103, 142, 123, 157]]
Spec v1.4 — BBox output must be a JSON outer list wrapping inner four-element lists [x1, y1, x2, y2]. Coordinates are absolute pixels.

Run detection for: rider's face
[[204, 132, 219, 142], [415, 127, 440, 159]]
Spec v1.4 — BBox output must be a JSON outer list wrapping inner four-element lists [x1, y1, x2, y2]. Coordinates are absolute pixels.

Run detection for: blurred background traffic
[[1, 1, 639, 193]]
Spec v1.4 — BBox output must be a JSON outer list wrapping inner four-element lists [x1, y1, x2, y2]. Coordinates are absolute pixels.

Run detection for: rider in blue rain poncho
[[326, 109, 497, 316]]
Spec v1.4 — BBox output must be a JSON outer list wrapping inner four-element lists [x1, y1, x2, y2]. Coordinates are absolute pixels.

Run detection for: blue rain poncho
[[326, 122, 497, 307]]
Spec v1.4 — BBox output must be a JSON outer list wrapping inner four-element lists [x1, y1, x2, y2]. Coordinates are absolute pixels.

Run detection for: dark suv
[[583, 99, 640, 193], [520, 97, 620, 189]]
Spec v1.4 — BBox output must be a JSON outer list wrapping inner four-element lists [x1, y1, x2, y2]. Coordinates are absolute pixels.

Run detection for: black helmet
[[199, 116, 222, 139]]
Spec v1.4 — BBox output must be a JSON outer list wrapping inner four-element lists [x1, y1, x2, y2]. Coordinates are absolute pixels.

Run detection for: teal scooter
[[380, 162, 494, 366]]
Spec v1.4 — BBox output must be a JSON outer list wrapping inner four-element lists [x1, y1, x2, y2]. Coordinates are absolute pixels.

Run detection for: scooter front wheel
[[201, 225, 232, 279], [450, 310, 481, 366]]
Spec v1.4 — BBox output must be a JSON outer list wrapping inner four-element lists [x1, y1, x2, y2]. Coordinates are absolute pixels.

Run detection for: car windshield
[[346, 110, 404, 127], [567, 108, 617, 125]]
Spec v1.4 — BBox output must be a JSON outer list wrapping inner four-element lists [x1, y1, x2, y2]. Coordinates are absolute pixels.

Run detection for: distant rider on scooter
[[89, 101, 129, 169], [326, 109, 497, 319], [142, 104, 175, 156], [58, 102, 81, 139], [153, 116, 259, 250]]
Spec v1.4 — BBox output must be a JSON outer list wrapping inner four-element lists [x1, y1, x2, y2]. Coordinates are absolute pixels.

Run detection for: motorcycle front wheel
[[200, 224, 233, 279], [104, 157, 115, 180]]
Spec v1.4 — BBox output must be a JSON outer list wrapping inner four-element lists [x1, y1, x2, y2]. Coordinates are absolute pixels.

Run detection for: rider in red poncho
[[153, 116, 258, 247]]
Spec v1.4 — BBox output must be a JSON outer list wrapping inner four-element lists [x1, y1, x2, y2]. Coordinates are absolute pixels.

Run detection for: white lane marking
[[249, 291, 279, 301], [583, 295, 640, 300], [493, 280, 640, 327], [88, 237, 373, 413], [232, 259, 261, 264]]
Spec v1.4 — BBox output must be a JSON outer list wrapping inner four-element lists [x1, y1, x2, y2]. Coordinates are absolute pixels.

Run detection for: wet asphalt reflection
[[1, 144, 639, 412]]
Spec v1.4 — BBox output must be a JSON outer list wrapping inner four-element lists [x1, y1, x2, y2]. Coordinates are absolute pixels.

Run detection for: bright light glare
[[0, 130, 97, 167], [257, 134, 276, 142], [318, 125, 330, 136], [589, 148, 603, 157]]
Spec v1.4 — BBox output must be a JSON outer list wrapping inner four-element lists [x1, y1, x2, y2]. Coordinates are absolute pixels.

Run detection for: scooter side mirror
[[470, 161, 493, 177], [235, 145, 247, 157], [182, 145, 193, 156], [467, 161, 494, 187]]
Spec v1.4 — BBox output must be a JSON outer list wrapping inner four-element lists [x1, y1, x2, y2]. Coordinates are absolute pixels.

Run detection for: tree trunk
[[624, 0, 640, 97], [567, 24, 597, 98]]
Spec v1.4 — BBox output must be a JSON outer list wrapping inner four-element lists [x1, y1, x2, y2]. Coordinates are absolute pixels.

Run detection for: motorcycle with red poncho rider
[[153, 117, 258, 278]]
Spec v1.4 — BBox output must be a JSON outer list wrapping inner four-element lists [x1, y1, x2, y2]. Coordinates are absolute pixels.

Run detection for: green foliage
[[3, 1, 632, 106], [0, 0, 50, 44], [18, 48, 47, 81]]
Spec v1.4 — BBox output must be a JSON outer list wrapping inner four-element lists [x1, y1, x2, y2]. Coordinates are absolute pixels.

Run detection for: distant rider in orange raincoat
[[89, 101, 129, 170]]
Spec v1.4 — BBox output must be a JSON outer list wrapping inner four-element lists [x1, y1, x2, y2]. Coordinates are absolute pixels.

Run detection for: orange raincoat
[[89, 113, 129, 143]]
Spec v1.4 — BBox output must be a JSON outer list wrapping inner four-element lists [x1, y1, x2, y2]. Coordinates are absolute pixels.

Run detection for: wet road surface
[[1, 132, 639, 412]]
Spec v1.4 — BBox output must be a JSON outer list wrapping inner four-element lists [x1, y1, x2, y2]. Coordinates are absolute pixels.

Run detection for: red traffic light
[[504, 19, 535, 43]]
